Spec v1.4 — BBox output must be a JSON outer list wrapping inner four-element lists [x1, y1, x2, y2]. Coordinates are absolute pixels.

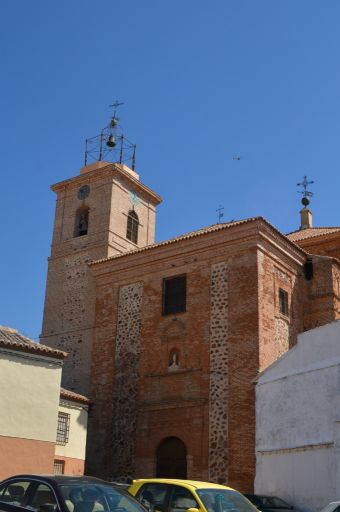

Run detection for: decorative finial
[[84, 102, 136, 170], [109, 101, 124, 128], [216, 205, 224, 224], [297, 175, 314, 207], [297, 176, 314, 230]]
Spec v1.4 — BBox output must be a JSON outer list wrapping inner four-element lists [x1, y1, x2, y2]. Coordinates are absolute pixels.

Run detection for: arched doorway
[[156, 437, 187, 478]]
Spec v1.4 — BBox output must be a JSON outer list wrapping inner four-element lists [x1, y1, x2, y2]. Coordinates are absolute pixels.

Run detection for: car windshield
[[59, 484, 145, 512], [197, 489, 258, 512], [259, 498, 291, 509]]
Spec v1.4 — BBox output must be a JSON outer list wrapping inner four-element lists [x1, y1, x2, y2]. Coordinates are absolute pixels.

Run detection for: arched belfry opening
[[74, 206, 89, 237], [126, 210, 139, 244], [156, 437, 187, 478]]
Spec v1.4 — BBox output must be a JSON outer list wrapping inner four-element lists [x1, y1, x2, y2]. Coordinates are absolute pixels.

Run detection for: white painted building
[[55, 388, 90, 475], [0, 326, 89, 479], [255, 320, 340, 512]]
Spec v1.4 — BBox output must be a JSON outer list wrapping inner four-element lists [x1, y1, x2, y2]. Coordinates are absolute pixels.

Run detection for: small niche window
[[168, 348, 180, 371], [56, 412, 70, 445], [163, 275, 186, 315], [74, 207, 89, 237], [279, 288, 289, 317], [126, 210, 139, 244]]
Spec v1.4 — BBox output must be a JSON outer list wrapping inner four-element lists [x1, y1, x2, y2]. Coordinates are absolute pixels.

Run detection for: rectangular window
[[279, 288, 289, 316], [163, 275, 186, 315], [56, 412, 70, 445], [53, 460, 65, 475]]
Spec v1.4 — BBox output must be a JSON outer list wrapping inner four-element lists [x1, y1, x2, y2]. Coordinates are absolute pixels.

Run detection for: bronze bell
[[106, 134, 116, 148]]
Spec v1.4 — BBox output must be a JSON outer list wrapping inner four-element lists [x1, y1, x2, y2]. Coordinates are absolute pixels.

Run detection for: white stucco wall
[[255, 321, 340, 512], [55, 400, 88, 460], [0, 348, 62, 442]]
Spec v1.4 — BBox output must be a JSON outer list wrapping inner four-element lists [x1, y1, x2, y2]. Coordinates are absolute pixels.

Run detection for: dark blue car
[[0, 475, 146, 512]]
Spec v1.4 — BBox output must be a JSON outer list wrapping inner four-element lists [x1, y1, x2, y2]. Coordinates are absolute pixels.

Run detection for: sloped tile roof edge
[[287, 227, 340, 242], [60, 387, 90, 405], [0, 326, 67, 359], [90, 216, 306, 266]]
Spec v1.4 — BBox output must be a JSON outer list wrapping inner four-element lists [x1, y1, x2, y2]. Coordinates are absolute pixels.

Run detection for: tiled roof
[[287, 227, 340, 242], [60, 387, 90, 404], [0, 326, 67, 359], [91, 217, 287, 266]]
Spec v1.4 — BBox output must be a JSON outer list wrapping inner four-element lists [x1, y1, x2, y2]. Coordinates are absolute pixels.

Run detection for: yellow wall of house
[[55, 400, 88, 461], [0, 349, 62, 442]]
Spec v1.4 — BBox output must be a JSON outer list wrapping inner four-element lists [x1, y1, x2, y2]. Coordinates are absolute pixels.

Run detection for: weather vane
[[84, 101, 136, 169], [216, 205, 224, 223], [297, 176, 314, 207], [109, 101, 124, 122]]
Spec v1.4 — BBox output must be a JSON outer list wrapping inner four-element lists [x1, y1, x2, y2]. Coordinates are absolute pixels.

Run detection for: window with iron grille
[[126, 210, 139, 244], [56, 412, 70, 445], [163, 275, 186, 315], [279, 288, 289, 316], [53, 460, 65, 475]]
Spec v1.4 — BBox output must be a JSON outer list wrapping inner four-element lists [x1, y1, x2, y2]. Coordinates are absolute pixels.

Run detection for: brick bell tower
[[41, 109, 162, 396]]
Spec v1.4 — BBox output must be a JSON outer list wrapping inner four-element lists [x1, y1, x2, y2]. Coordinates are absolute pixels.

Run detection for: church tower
[[40, 112, 162, 396]]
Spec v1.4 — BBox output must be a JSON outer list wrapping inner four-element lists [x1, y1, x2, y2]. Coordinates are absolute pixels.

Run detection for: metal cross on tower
[[216, 205, 224, 223], [297, 176, 314, 207]]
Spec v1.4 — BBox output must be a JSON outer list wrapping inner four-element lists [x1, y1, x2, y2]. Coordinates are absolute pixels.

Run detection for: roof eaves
[[90, 215, 307, 267], [286, 227, 340, 242], [60, 387, 90, 404], [0, 339, 67, 359], [89, 217, 261, 266]]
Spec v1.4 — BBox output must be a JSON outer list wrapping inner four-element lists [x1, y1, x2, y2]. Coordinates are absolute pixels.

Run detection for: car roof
[[247, 495, 280, 499], [132, 479, 236, 491], [1, 475, 112, 486]]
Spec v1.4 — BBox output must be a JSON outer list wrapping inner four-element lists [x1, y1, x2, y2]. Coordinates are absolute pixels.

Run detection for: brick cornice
[[51, 163, 162, 205], [90, 217, 307, 277]]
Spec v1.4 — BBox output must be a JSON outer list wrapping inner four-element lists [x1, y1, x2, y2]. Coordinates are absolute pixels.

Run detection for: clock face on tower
[[78, 185, 90, 200], [128, 191, 140, 207]]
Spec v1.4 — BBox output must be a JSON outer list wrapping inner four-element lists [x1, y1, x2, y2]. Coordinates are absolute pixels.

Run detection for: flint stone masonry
[[209, 261, 229, 484], [62, 254, 89, 327], [41, 251, 97, 395], [111, 282, 143, 479], [275, 318, 290, 357]]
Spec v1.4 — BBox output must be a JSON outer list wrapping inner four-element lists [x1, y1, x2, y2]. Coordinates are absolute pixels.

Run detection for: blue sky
[[1, 0, 340, 340]]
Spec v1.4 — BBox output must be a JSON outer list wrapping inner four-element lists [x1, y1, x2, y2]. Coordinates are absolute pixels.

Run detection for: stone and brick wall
[[209, 261, 229, 483], [41, 163, 160, 396], [302, 256, 340, 331], [88, 219, 310, 491], [42, 157, 340, 493], [292, 232, 340, 261]]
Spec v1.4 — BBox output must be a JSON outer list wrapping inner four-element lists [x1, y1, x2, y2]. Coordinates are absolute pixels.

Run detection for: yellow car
[[129, 479, 258, 512]]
